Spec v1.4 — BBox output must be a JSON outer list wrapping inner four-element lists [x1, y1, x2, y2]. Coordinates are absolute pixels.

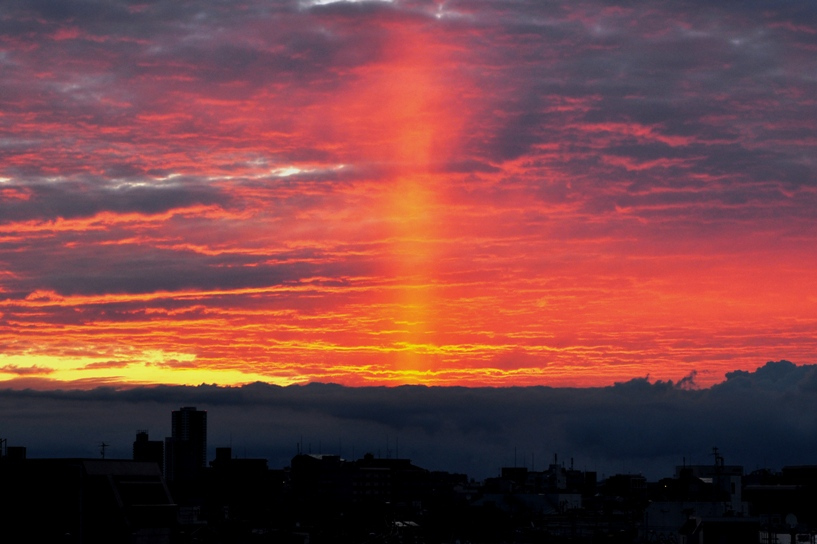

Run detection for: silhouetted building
[[679, 516, 760, 544], [745, 465, 817, 541], [204, 447, 282, 526], [290, 452, 443, 506], [500, 466, 528, 487], [5, 445, 26, 460], [643, 450, 751, 543], [165, 406, 207, 482], [0, 458, 176, 544], [133, 429, 164, 472], [675, 448, 744, 513]]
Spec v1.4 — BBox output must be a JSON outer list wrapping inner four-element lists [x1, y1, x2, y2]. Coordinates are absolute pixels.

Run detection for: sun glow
[[344, 27, 467, 378], [0, 352, 298, 389]]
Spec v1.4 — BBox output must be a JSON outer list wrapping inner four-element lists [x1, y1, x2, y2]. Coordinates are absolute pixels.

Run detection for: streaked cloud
[[0, 0, 815, 388], [0, 364, 55, 376]]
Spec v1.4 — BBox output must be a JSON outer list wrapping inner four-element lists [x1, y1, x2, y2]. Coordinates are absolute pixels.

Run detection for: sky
[[1, 0, 816, 389]]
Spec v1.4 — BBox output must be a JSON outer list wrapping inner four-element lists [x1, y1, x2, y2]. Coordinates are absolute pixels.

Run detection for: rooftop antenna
[[712, 446, 724, 469], [99, 442, 109, 459]]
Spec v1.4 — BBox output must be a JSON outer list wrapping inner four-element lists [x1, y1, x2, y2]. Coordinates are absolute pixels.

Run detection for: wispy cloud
[[0, 364, 54, 375], [1, 0, 816, 387]]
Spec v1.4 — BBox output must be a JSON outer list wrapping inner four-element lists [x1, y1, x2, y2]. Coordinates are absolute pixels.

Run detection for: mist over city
[[3, 361, 815, 481]]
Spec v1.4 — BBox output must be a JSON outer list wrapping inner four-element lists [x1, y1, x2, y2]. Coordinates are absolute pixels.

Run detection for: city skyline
[[3, 360, 817, 482], [1, 0, 817, 389], [9, 410, 814, 544]]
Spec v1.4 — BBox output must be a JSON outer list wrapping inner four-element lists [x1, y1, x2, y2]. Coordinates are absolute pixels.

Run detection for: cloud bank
[[2, 361, 816, 480]]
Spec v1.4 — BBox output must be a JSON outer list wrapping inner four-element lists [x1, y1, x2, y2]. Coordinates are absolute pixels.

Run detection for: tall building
[[165, 406, 207, 482], [133, 430, 164, 473]]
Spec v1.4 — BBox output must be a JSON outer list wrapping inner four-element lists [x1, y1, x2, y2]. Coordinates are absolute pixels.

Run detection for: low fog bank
[[2, 360, 816, 480]]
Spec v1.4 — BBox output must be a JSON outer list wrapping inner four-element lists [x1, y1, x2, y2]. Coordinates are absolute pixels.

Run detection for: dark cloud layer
[[2, 361, 816, 480]]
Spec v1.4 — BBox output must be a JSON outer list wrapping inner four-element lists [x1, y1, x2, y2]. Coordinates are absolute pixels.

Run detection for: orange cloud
[[1, 364, 55, 376], [0, 0, 816, 390]]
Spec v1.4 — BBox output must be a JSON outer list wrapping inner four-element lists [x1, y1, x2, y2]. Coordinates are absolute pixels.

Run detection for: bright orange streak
[[316, 25, 470, 379]]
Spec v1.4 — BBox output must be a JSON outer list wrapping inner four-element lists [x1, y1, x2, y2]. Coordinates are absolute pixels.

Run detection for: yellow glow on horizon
[[0, 352, 301, 388]]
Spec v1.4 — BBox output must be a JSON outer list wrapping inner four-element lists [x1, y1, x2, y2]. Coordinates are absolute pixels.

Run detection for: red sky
[[1, 0, 816, 389]]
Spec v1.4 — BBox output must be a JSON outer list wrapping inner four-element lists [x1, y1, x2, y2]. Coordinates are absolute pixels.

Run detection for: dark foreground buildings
[[5, 412, 817, 544], [0, 454, 176, 543], [134, 430, 164, 472]]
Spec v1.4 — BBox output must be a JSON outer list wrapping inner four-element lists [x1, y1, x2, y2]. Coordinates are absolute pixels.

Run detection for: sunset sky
[[1, 0, 816, 389]]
